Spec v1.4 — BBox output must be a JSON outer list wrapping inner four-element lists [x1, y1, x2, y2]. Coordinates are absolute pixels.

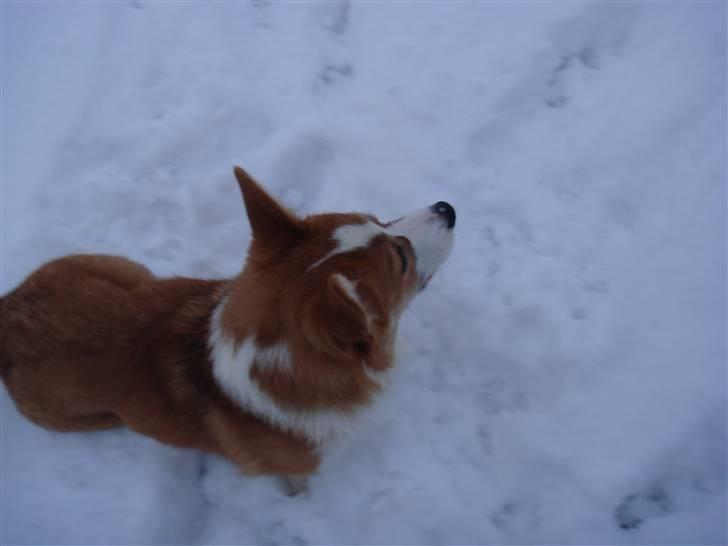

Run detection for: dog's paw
[[280, 475, 310, 497]]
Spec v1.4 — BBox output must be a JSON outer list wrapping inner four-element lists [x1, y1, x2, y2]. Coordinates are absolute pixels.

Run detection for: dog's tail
[[0, 296, 13, 378]]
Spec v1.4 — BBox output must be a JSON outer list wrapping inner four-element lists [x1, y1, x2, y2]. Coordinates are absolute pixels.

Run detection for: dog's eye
[[394, 244, 408, 274]]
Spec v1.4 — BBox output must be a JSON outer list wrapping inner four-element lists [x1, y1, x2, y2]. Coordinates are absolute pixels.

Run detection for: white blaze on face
[[310, 210, 454, 288], [333, 222, 384, 253], [308, 221, 384, 270], [387, 207, 454, 286]]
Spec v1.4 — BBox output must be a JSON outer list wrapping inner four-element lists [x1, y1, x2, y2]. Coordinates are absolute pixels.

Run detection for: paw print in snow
[[615, 485, 673, 530]]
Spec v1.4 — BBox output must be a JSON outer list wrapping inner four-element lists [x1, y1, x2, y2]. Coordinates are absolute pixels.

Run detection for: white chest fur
[[208, 301, 389, 446]]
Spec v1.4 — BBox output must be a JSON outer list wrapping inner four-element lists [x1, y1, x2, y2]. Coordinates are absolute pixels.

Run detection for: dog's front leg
[[280, 474, 310, 496]]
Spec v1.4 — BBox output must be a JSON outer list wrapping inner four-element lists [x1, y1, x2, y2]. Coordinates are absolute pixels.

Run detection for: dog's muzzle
[[388, 201, 455, 289]]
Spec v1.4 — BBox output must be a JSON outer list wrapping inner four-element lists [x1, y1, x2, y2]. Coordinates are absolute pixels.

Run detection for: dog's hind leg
[[280, 474, 310, 497], [51, 411, 124, 432], [17, 404, 124, 432]]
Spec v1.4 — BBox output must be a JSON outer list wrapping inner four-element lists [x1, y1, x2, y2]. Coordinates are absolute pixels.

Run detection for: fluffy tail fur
[[0, 296, 12, 378]]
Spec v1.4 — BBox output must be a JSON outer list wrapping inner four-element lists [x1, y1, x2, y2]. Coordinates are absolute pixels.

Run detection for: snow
[[1, 1, 725, 544]]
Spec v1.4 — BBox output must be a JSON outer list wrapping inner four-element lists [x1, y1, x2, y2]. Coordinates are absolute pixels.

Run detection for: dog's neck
[[208, 295, 394, 445]]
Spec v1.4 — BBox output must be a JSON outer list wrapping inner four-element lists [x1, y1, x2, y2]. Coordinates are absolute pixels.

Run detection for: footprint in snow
[[490, 500, 540, 536], [615, 484, 673, 530]]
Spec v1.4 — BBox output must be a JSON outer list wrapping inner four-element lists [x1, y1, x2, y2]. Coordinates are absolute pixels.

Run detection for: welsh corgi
[[0, 167, 455, 493]]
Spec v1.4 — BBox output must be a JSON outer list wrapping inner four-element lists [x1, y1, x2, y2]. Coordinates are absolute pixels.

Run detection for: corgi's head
[[213, 167, 454, 431]]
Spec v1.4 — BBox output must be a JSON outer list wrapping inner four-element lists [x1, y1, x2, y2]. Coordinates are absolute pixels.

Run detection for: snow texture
[[1, 2, 726, 545]]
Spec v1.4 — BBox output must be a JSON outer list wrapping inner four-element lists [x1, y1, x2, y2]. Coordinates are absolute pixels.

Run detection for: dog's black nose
[[431, 201, 456, 228]]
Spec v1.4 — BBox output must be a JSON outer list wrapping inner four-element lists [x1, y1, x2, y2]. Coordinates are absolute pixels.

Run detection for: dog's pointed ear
[[233, 166, 304, 252], [327, 274, 372, 350], [302, 274, 373, 358]]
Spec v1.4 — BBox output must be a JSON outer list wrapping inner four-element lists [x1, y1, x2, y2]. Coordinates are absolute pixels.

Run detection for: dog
[[0, 166, 455, 493]]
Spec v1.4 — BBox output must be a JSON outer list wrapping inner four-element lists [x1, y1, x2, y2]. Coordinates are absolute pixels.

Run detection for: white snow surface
[[1, 2, 726, 545]]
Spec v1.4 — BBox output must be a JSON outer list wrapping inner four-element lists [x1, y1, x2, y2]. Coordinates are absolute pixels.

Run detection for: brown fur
[[0, 166, 419, 485]]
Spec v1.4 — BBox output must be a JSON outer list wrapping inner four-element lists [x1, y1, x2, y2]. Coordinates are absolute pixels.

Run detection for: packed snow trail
[[1, 2, 725, 544]]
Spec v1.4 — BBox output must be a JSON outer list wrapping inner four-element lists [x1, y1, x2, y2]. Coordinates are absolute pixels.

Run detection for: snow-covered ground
[[1, 2, 725, 544]]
